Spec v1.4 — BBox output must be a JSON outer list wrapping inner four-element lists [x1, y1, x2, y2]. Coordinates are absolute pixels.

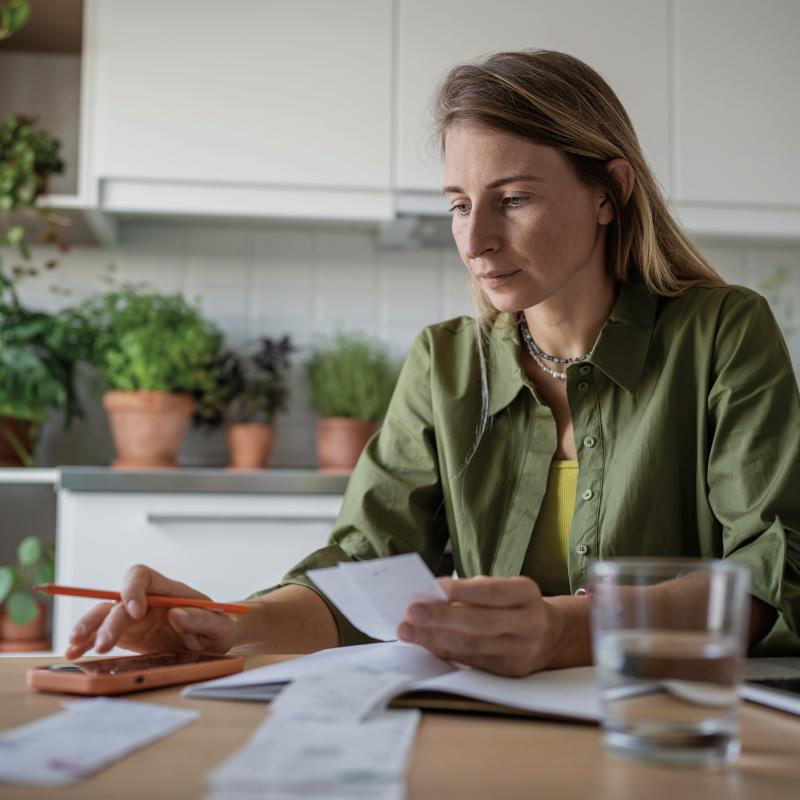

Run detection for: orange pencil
[[33, 584, 251, 614]]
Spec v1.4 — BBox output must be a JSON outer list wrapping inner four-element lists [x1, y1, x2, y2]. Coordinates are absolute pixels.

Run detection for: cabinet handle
[[146, 514, 337, 525]]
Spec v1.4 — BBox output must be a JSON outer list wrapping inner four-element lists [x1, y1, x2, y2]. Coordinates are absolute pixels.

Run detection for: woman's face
[[444, 123, 613, 313]]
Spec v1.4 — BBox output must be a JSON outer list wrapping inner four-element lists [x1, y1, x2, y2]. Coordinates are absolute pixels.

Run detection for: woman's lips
[[476, 269, 522, 288]]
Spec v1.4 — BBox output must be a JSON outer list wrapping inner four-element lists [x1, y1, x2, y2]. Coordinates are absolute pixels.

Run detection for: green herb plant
[[307, 332, 398, 422], [79, 280, 224, 399], [0, 535, 54, 626], [195, 336, 293, 428]]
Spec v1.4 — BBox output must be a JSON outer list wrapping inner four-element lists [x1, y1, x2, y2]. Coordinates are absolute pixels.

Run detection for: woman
[[66, 51, 800, 675]]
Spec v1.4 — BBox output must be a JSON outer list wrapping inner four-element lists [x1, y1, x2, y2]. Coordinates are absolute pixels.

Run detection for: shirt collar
[[486, 281, 658, 416]]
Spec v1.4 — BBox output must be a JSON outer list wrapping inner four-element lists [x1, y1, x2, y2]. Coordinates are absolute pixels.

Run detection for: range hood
[[380, 191, 800, 249], [378, 191, 453, 249]]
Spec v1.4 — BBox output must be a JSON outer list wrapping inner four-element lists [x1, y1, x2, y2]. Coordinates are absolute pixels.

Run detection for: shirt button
[[577, 381, 589, 392], [576, 544, 588, 555], [579, 365, 592, 376], [582, 489, 593, 501], [583, 436, 596, 448]]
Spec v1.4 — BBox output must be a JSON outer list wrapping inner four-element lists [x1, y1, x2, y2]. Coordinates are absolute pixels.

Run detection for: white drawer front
[[53, 491, 342, 652]]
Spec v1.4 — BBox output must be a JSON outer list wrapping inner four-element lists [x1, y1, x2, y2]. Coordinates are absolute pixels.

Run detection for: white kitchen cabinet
[[395, 0, 672, 196], [674, 0, 800, 209], [87, 0, 393, 219], [53, 490, 342, 652]]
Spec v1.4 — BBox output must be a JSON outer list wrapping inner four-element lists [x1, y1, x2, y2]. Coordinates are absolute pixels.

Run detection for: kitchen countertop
[[0, 467, 350, 494]]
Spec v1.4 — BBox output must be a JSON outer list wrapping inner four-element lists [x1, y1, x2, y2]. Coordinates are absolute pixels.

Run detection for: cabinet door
[[89, 0, 392, 191], [674, 0, 800, 207], [396, 0, 671, 194], [53, 491, 342, 652]]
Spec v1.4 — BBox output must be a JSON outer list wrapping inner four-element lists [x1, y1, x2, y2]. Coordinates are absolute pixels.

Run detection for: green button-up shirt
[[274, 282, 800, 655]]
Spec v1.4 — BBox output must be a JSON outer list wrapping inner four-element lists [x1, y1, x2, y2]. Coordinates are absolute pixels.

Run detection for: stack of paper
[[268, 667, 414, 722], [207, 709, 420, 800], [184, 641, 454, 701], [0, 698, 198, 786], [186, 551, 601, 723], [187, 641, 601, 722]]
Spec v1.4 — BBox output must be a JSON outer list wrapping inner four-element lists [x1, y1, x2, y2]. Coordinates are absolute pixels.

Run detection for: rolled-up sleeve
[[251, 329, 450, 646], [706, 289, 800, 651]]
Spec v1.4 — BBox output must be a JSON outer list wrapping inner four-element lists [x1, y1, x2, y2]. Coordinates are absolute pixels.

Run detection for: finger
[[398, 621, 509, 658], [438, 576, 541, 607], [405, 603, 527, 637], [121, 564, 209, 620], [167, 608, 231, 652], [399, 623, 534, 677], [167, 607, 230, 639], [69, 602, 115, 644], [451, 652, 535, 678], [94, 602, 134, 652], [65, 633, 100, 660]]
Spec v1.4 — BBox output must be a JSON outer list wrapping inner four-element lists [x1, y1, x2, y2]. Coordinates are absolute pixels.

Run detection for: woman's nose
[[462, 208, 500, 261]]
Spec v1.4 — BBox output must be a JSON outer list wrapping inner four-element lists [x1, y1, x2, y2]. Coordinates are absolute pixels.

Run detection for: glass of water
[[588, 558, 751, 766]]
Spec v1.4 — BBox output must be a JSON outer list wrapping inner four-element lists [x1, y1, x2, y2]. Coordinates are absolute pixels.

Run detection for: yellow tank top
[[522, 460, 578, 596]]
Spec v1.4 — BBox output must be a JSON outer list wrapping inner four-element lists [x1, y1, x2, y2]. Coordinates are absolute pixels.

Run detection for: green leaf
[[17, 535, 41, 566], [307, 332, 399, 421], [7, 591, 39, 625], [8, 1, 32, 29], [0, 566, 14, 604], [32, 563, 54, 585]]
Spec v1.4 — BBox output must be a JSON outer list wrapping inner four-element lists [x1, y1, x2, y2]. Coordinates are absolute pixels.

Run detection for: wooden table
[[3, 656, 800, 799]]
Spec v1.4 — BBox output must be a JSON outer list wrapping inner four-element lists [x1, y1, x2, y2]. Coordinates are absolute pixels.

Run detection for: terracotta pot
[[0, 601, 48, 642], [0, 417, 35, 467], [103, 390, 195, 469], [227, 423, 276, 470], [316, 417, 379, 472]]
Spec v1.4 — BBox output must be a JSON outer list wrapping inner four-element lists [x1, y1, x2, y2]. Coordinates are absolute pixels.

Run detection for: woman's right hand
[[65, 565, 240, 659]]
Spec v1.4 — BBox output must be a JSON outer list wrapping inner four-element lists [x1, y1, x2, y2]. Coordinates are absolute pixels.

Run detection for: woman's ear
[[597, 158, 636, 224]]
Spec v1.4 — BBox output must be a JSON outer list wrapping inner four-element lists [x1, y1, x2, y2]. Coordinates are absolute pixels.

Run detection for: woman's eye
[[448, 203, 470, 216], [502, 195, 527, 208]]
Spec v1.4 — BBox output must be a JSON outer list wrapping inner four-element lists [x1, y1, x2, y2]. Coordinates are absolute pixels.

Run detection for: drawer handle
[[146, 514, 337, 524]]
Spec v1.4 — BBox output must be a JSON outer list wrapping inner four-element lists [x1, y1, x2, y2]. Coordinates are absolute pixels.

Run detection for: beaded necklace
[[518, 318, 592, 381]]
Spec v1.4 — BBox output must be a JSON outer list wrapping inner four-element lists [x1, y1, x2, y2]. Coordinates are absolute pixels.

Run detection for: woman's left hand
[[397, 576, 567, 677]]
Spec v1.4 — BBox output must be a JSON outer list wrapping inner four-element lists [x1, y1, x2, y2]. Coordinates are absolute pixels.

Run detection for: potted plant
[[195, 336, 293, 469], [0, 535, 54, 652], [79, 281, 224, 468], [307, 332, 398, 471], [0, 110, 85, 465], [0, 286, 90, 465]]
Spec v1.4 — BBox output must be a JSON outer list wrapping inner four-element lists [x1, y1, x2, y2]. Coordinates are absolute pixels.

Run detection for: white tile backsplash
[[8, 221, 800, 468]]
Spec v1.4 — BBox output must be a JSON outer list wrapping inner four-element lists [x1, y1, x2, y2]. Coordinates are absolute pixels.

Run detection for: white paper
[[184, 641, 454, 698], [306, 567, 389, 639], [741, 657, 800, 716], [308, 553, 447, 641], [207, 785, 406, 800], [269, 668, 414, 723], [0, 698, 199, 786], [408, 665, 602, 722], [186, 640, 600, 722], [208, 709, 420, 796], [744, 657, 800, 680]]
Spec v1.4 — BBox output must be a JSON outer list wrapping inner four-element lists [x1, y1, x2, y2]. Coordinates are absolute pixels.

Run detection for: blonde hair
[[433, 49, 724, 447]]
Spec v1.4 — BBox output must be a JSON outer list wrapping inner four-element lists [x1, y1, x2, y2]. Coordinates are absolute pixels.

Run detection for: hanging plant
[[0, 0, 31, 41]]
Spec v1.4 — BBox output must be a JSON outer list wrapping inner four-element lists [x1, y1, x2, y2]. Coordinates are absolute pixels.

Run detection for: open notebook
[[183, 642, 602, 723]]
